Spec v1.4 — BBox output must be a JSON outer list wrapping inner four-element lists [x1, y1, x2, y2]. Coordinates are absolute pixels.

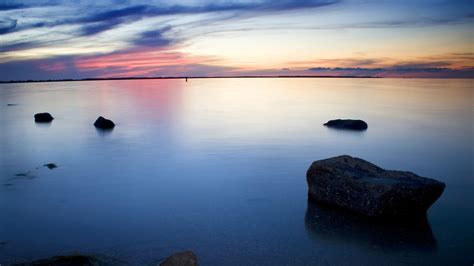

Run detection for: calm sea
[[0, 78, 473, 265]]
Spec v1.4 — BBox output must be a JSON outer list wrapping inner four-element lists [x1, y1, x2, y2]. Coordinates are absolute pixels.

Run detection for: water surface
[[1, 78, 473, 265]]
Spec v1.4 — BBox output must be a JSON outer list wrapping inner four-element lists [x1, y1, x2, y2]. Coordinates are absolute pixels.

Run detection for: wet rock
[[34, 113, 54, 123], [324, 119, 367, 130], [13, 254, 99, 266], [43, 163, 58, 169], [306, 155, 445, 218], [160, 251, 198, 266], [13, 254, 126, 266], [94, 116, 115, 130]]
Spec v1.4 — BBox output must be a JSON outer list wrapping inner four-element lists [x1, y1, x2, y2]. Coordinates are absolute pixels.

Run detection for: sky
[[0, 0, 473, 81]]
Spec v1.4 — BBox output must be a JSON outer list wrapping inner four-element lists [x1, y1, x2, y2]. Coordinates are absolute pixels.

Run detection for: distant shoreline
[[0, 75, 381, 84]]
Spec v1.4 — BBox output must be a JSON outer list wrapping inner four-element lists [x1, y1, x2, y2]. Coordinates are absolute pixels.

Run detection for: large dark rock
[[306, 155, 445, 218], [94, 116, 115, 129], [324, 119, 367, 130], [34, 112, 54, 123], [160, 251, 198, 266]]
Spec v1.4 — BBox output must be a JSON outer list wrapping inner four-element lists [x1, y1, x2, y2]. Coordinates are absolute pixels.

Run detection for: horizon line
[[1, 75, 473, 84]]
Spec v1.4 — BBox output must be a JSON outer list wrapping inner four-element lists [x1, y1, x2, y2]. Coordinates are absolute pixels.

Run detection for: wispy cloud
[[133, 26, 174, 47], [0, 3, 26, 11], [0, 18, 16, 34]]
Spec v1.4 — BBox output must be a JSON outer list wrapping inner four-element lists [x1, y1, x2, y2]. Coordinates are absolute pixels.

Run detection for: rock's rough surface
[[306, 155, 445, 218], [94, 116, 115, 129], [160, 251, 198, 266], [324, 119, 367, 130], [34, 112, 54, 123]]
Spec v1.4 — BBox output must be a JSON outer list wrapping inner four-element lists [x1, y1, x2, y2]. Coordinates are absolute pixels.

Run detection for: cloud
[[5, 1, 340, 36], [133, 26, 173, 47], [1, 52, 473, 81], [0, 40, 37, 52], [0, 56, 81, 81], [307, 66, 474, 78], [0, 19, 17, 34], [81, 5, 149, 23], [0, 0, 472, 80], [0, 3, 25, 11], [80, 20, 122, 36]]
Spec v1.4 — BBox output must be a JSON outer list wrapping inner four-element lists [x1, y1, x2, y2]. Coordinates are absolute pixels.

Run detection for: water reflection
[[34, 122, 52, 128], [95, 127, 114, 136], [304, 199, 437, 252]]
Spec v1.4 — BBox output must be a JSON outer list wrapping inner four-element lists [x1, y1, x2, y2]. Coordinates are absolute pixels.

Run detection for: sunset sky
[[0, 0, 473, 81]]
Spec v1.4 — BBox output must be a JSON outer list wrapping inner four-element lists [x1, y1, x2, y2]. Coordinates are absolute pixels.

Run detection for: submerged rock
[[160, 251, 198, 266], [305, 199, 437, 251], [94, 116, 115, 129], [324, 119, 367, 130], [34, 112, 54, 123], [306, 155, 445, 218]]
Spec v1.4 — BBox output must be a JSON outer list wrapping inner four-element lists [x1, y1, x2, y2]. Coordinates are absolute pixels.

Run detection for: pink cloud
[[37, 61, 67, 72]]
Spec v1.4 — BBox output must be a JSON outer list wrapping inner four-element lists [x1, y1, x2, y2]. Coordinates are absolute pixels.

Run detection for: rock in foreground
[[34, 112, 54, 123], [94, 116, 115, 129], [160, 251, 198, 266], [324, 119, 367, 130], [306, 155, 445, 218]]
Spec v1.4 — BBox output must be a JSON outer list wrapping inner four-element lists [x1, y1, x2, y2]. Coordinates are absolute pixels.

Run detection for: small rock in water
[[94, 116, 115, 129], [43, 163, 57, 169], [306, 155, 445, 218], [160, 251, 198, 266], [324, 119, 367, 130], [15, 173, 28, 177], [34, 112, 54, 123], [7, 103, 18, 106]]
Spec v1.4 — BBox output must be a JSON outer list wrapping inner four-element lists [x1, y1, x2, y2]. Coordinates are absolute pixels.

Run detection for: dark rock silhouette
[[160, 251, 198, 266], [13, 254, 99, 266], [34, 112, 54, 123], [13, 254, 126, 266], [94, 116, 115, 129], [43, 163, 57, 169], [304, 199, 437, 252], [324, 119, 367, 130], [306, 155, 445, 218]]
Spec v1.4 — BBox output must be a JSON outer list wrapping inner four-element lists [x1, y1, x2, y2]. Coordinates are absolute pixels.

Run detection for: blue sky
[[0, 0, 473, 80]]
